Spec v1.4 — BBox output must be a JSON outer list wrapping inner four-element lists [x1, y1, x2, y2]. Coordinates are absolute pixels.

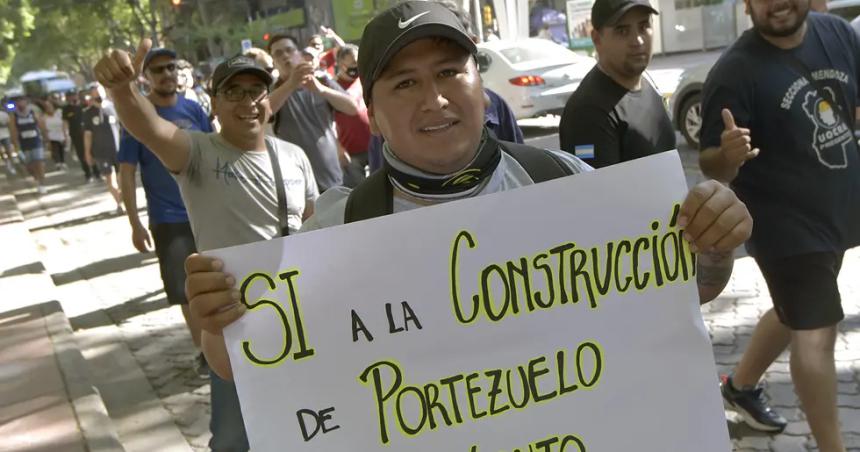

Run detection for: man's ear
[[368, 103, 380, 135], [591, 28, 602, 47]]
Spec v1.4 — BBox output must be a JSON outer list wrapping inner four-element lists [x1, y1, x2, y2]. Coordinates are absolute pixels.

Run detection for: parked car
[[476, 38, 596, 119], [668, 63, 710, 149], [828, 0, 860, 20]]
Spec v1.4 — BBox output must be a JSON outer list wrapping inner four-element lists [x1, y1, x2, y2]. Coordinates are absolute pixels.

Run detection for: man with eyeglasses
[[266, 33, 358, 192], [94, 42, 319, 452], [117, 47, 214, 377]]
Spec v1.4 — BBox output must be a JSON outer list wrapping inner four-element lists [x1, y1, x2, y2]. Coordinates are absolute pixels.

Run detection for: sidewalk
[[0, 153, 858, 451]]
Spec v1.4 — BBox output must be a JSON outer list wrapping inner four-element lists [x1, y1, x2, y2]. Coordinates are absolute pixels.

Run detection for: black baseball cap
[[143, 48, 177, 70], [592, 0, 658, 30], [210, 55, 274, 94], [358, 0, 477, 105]]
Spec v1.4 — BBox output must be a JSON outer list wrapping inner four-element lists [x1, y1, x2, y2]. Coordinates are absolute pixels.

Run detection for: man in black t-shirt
[[83, 85, 123, 213], [700, 2, 860, 448], [558, 0, 674, 168], [63, 90, 101, 181]]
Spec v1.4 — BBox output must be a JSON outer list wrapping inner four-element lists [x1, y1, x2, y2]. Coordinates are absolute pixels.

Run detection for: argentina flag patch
[[574, 145, 595, 159]]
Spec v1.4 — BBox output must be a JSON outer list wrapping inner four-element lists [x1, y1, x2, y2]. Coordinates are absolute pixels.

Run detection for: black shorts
[[754, 252, 845, 330], [151, 222, 197, 305]]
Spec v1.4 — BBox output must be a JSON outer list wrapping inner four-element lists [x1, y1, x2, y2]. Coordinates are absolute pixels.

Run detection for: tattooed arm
[[678, 180, 751, 304], [696, 250, 734, 304]]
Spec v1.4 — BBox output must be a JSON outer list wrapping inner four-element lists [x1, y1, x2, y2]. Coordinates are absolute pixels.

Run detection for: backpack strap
[[344, 167, 393, 224], [344, 140, 572, 223], [498, 140, 574, 182]]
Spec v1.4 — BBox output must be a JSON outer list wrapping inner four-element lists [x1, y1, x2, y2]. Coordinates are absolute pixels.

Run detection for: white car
[[476, 39, 596, 119], [668, 63, 710, 149]]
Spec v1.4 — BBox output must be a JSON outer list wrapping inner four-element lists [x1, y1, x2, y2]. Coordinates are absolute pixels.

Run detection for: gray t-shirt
[[301, 150, 591, 232], [176, 132, 319, 251], [274, 76, 345, 192]]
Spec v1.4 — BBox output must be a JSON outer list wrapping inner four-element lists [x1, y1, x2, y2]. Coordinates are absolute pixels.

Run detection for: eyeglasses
[[93, 97, 103, 103], [220, 85, 268, 103], [148, 63, 177, 75]]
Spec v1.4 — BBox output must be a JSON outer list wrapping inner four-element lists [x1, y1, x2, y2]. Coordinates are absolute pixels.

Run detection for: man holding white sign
[[184, 1, 752, 449]]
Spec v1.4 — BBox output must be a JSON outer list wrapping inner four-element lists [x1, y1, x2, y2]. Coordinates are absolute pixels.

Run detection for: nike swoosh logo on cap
[[398, 11, 430, 29]]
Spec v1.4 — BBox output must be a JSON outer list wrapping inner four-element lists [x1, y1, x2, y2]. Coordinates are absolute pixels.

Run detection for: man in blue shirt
[[117, 48, 213, 374]]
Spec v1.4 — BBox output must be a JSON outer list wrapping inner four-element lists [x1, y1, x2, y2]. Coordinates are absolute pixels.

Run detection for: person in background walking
[[8, 95, 48, 193], [43, 100, 68, 170]]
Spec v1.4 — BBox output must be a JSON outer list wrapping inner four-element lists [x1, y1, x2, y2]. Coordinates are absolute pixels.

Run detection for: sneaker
[[720, 375, 787, 433], [195, 353, 210, 378], [37, 185, 48, 195]]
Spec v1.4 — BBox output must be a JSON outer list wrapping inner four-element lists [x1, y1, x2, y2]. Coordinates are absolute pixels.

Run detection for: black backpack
[[344, 140, 574, 223]]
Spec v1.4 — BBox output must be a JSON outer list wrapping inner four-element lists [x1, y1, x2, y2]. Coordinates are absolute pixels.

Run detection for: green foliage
[[0, 0, 36, 85], [5, 0, 152, 85]]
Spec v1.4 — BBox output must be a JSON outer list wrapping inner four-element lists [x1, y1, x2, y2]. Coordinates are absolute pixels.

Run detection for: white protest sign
[[209, 151, 731, 452]]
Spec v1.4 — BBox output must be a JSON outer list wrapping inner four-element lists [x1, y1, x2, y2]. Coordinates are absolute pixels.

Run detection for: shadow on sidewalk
[[69, 288, 166, 331], [0, 261, 46, 278], [51, 252, 157, 287], [29, 207, 141, 233]]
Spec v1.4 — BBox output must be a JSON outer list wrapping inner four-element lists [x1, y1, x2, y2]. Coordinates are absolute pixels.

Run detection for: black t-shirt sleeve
[[81, 110, 94, 133], [699, 59, 753, 150], [559, 102, 621, 169]]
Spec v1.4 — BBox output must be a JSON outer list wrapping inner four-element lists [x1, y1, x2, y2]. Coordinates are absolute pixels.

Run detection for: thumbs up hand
[[94, 38, 152, 91], [719, 108, 759, 168]]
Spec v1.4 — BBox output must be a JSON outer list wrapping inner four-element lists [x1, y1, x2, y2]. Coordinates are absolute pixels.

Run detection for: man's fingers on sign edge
[[190, 290, 243, 319], [185, 271, 237, 300], [685, 185, 737, 240], [201, 304, 246, 334], [184, 253, 223, 274], [712, 217, 753, 251], [678, 181, 719, 227], [689, 202, 749, 252]]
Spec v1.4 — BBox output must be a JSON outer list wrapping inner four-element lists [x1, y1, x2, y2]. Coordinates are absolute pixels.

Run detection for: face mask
[[345, 67, 359, 79]]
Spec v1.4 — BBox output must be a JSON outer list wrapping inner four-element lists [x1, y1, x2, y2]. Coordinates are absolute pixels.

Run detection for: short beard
[[752, 7, 809, 37]]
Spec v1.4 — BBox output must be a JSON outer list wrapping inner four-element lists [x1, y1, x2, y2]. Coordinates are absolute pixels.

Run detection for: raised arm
[[94, 39, 191, 173], [307, 75, 357, 115]]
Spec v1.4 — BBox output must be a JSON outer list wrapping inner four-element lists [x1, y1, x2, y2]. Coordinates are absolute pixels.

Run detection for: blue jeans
[[209, 370, 249, 452]]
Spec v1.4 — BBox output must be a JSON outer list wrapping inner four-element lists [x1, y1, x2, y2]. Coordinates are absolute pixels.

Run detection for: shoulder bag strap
[[265, 137, 290, 237]]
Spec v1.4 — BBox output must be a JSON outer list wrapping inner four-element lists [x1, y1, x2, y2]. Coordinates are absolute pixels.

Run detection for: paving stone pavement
[[4, 150, 859, 451]]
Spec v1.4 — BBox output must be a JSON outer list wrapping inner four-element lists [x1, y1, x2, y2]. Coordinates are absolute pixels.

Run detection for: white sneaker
[[6, 164, 15, 175], [37, 185, 48, 195]]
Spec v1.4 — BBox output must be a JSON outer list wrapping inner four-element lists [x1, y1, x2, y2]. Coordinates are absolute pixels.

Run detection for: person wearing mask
[[266, 33, 358, 192], [334, 44, 372, 186]]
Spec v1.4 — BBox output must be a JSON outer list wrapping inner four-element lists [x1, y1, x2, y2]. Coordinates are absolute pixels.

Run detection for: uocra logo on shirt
[[801, 87, 853, 169]]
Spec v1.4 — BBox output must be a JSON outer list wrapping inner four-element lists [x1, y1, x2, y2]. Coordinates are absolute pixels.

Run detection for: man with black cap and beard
[[558, 0, 674, 168], [94, 42, 318, 452], [699, 0, 860, 447], [117, 47, 213, 377], [183, 0, 752, 432]]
